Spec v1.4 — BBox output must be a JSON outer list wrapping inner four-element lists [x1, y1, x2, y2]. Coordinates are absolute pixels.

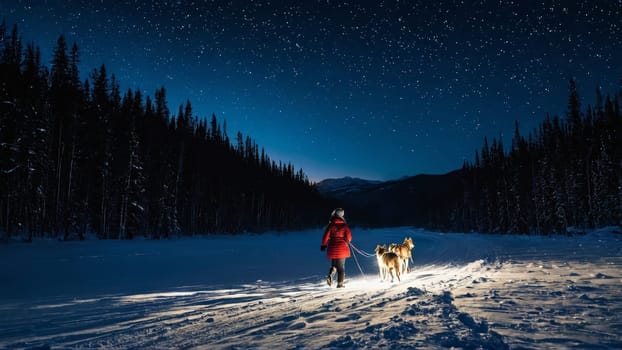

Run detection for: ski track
[[1, 228, 621, 349]]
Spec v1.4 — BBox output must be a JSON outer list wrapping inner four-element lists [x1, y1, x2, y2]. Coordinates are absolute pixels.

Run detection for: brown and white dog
[[375, 245, 402, 282], [389, 237, 415, 274]]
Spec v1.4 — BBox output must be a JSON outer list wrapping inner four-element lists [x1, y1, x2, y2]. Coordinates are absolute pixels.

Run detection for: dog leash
[[348, 242, 367, 279], [348, 242, 376, 258]]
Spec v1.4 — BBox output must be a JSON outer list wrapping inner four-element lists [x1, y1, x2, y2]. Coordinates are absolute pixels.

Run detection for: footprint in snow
[[288, 322, 306, 330], [457, 312, 489, 333], [401, 304, 422, 316], [306, 314, 327, 323], [406, 287, 425, 296], [335, 313, 361, 322], [375, 302, 386, 308], [382, 320, 418, 340], [456, 292, 476, 298], [281, 315, 298, 322]]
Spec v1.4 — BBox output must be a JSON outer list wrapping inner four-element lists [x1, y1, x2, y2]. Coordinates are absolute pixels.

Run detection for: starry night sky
[[2, 0, 621, 181]]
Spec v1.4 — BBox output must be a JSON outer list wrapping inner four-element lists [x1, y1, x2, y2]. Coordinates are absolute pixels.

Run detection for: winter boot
[[337, 273, 345, 288], [337, 270, 345, 288], [327, 266, 336, 286]]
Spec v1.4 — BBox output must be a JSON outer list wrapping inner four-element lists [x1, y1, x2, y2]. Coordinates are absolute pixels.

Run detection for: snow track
[[1, 227, 621, 348]]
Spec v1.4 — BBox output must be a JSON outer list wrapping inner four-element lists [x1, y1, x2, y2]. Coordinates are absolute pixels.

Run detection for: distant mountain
[[314, 177, 381, 197], [315, 171, 464, 229]]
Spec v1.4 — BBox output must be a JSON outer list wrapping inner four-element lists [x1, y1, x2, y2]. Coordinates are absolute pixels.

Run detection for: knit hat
[[331, 208, 345, 219]]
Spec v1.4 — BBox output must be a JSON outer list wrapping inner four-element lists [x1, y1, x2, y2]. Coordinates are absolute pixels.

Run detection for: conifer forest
[[451, 79, 621, 234], [0, 24, 330, 240]]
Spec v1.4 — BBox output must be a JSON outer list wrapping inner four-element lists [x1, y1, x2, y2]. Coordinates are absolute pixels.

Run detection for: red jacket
[[321, 216, 352, 259]]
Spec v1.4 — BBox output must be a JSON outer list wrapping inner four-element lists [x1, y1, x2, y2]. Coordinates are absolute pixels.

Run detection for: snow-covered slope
[[314, 172, 464, 227], [314, 176, 381, 196], [1, 227, 621, 349]]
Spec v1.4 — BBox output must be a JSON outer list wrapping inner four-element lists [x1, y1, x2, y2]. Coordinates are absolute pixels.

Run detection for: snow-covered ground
[[1, 227, 621, 349]]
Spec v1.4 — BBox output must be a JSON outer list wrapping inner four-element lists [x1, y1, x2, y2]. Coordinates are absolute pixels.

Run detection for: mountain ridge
[[314, 170, 464, 229]]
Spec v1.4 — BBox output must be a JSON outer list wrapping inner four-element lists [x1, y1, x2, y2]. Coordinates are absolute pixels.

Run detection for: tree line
[[446, 79, 622, 234], [0, 23, 331, 240]]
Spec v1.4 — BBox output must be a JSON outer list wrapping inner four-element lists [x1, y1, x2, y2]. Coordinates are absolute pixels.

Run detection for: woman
[[321, 208, 352, 288]]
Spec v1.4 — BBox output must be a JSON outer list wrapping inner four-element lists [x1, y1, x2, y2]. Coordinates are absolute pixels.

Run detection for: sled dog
[[389, 237, 415, 274], [375, 245, 401, 282]]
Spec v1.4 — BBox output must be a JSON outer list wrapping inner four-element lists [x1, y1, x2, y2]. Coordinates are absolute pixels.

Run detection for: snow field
[[0, 227, 621, 349]]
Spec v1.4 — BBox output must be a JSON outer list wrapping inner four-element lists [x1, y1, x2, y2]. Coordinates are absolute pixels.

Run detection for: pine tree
[[21, 43, 50, 238], [49, 34, 71, 237], [1, 24, 22, 99], [118, 91, 145, 239], [0, 24, 21, 237], [90, 65, 114, 238]]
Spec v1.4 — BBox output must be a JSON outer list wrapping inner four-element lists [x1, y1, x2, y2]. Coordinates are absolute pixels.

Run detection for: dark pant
[[329, 258, 346, 284]]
